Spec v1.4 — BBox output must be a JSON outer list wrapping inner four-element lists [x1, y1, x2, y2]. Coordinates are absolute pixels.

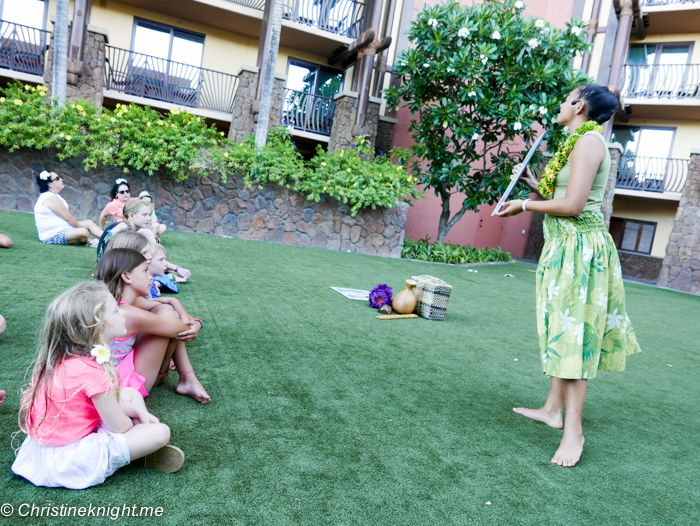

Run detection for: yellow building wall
[[628, 32, 700, 62], [611, 197, 678, 257], [622, 119, 700, 159], [46, 0, 341, 78]]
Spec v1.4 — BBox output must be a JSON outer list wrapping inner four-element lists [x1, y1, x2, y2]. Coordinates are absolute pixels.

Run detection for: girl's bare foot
[[513, 406, 563, 429], [551, 433, 585, 467], [176, 374, 211, 404]]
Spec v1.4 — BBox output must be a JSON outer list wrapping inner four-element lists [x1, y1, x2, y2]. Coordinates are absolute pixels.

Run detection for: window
[[609, 218, 656, 254], [286, 59, 344, 98], [132, 19, 204, 68], [625, 42, 693, 98], [612, 126, 675, 192], [0, 0, 46, 29]]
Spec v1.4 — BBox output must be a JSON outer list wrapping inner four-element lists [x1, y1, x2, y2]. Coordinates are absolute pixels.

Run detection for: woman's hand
[[495, 200, 524, 218], [511, 163, 537, 187], [176, 319, 202, 342]]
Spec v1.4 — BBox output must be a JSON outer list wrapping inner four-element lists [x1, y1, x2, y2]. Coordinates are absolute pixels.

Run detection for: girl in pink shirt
[[12, 281, 185, 489]]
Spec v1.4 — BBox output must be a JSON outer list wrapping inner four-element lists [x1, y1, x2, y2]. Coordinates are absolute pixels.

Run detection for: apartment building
[[0, 0, 405, 154]]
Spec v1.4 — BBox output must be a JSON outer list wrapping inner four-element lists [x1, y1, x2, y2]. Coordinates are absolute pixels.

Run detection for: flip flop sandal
[[143, 444, 185, 474]]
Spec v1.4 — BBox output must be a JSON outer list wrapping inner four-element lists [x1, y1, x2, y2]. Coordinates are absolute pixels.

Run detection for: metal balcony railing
[[622, 63, 700, 100], [617, 155, 688, 193], [280, 88, 336, 136], [223, 0, 365, 38], [0, 20, 49, 76], [642, 0, 700, 6], [104, 46, 239, 114]]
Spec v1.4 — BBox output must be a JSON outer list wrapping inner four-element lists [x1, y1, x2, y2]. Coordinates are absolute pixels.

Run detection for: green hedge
[[402, 236, 513, 264]]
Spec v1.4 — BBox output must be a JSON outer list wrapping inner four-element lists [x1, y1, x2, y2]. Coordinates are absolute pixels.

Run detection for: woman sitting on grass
[[95, 249, 210, 404], [11, 281, 184, 490], [34, 171, 103, 246], [99, 178, 134, 230], [97, 201, 191, 282], [497, 84, 641, 467]]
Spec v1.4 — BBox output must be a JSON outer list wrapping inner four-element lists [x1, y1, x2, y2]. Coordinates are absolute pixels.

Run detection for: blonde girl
[[12, 281, 184, 489], [95, 249, 210, 404]]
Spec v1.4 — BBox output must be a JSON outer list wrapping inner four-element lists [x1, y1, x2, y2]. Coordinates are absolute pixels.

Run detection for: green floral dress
[[536, 131, 641, 379]]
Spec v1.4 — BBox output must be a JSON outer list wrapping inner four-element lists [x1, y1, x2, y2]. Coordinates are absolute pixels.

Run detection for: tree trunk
[[255, 0, 283, 149], [436, 188, 473, 244], [53, 0, 69, 106]]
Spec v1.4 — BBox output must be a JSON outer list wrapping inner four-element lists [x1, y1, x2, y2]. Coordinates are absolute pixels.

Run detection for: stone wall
[[0, 148, 408, 257], [227, 66, 285, 144], [328, 91, 380, 152], [44, 24, 107, 109], [618, 251, 663, 282], [375, 116, 397, 156], [658, 150, 700, 295]]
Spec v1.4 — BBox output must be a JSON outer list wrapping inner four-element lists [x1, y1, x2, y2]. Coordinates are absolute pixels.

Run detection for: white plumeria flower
[[560, 309, 576, 331], [468, 90, 477, 97], [565, 262, 575, 278], [39, 170, 51, 180], [583, 246, 594, 262], [528, 38, 539, 48], [513, 122, 522, 131], [458, 27, 470, 38], [515, 1, 524, 8], [539, 106, 548, 115], [606, 308, 624, 329], [535, 19, 545, 28], [571, 26, 583, 36], [573, 323, 584, 345], [447, 68, 455, 73], [91, 344, 112, 365], [428, 18, 438, 27], [579, 286, 588, 303], [597, 292, 608, 308], [548, 280, 560, 301], [614, 265, 622, 280], [529, 104, 537, 111], [480, 54, 488, 65], [423, 63, 430, 68], [491, 30, 501, 40], [472, 132, 480, 141]]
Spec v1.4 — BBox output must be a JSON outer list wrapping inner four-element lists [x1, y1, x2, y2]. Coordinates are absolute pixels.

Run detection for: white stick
[[492, 131, 549, 217]]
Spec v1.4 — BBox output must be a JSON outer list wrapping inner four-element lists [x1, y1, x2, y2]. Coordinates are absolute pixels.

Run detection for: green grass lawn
[[1, 209, 699, 525]]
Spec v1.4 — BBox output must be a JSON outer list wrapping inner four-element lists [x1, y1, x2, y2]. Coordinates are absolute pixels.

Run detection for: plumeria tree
[[385, 0, 591, 243]]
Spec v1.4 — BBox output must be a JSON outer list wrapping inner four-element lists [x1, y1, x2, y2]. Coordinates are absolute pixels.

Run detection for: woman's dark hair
[[35, 171, 54, 193], [110, 179, 131, 200], [94, 248, 146, 302], [577, 84, 621, 124]]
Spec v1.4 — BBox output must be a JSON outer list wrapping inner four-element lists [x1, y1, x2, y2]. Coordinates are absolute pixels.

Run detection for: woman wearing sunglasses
[[33, 171, 104, 246], [99, 178, 136, 230]]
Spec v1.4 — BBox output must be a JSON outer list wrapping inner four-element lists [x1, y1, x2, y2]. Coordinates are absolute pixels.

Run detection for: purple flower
[[250, 127, 255, 134], [369, 283, 393, 308], [351, 143, 356, 149], [371, 142, 374, 147], [379, 150, 384, 156]]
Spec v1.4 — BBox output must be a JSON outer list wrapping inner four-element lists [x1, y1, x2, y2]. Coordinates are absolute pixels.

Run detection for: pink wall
[[394, 0, 575, 257]]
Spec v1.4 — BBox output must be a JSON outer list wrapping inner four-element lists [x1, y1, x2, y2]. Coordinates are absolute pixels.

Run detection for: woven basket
[[411, 275, 453, 321]]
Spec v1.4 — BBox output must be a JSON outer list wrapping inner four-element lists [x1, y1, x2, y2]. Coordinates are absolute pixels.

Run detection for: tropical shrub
[[402, 236, 514, 264]]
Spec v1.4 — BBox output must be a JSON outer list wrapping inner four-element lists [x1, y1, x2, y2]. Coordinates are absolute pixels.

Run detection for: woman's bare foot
[[176, 374, 211, 404], [551, 433, 585, 467], [513, 406, 563, 429]]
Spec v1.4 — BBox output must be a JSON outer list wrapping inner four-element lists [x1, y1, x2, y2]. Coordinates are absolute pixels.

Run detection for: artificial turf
[[0, 209, 698, 526]]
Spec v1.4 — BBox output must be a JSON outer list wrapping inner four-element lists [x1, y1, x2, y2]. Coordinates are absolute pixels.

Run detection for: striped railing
[[0, 20, 49, 76], [280, 88, 336, 136], [617, 155, 688, 193], [104, 46, 239, 114], [223, 0, 365, 38], [622, 63, 700, 100]]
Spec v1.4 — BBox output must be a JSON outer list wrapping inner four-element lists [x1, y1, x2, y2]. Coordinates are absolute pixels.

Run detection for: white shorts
[[12, 426, 130, 489]]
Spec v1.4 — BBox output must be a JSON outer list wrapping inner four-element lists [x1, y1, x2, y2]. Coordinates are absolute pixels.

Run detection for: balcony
[[641, 0, 700, 35], [113, 0, 362, 57], [616, 155, 688, 199], [280, 88, 336, 140], [621, 63, 700, 119], [103, 46, 239, 118], [0, 20, 49, 81]]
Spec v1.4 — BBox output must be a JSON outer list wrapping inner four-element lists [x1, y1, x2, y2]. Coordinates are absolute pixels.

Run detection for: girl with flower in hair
[[33, 171, 103, 246], [496, 84, 641, 467], [95, 249, 210, 404], [12, 281, 185, 489], [99, 178, 135, 229]]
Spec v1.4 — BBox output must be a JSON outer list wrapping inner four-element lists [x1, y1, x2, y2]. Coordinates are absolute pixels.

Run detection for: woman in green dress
[[497, 84, 641, 467]]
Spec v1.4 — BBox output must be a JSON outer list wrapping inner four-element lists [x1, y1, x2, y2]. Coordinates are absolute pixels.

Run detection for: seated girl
[[94, 249, 210, 404], [97, 202, 191, 282], [138, 191, 167, 239], [11, 281, 185, 490], [34, 171, 103, 246], [99, 178, 135, 230]]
